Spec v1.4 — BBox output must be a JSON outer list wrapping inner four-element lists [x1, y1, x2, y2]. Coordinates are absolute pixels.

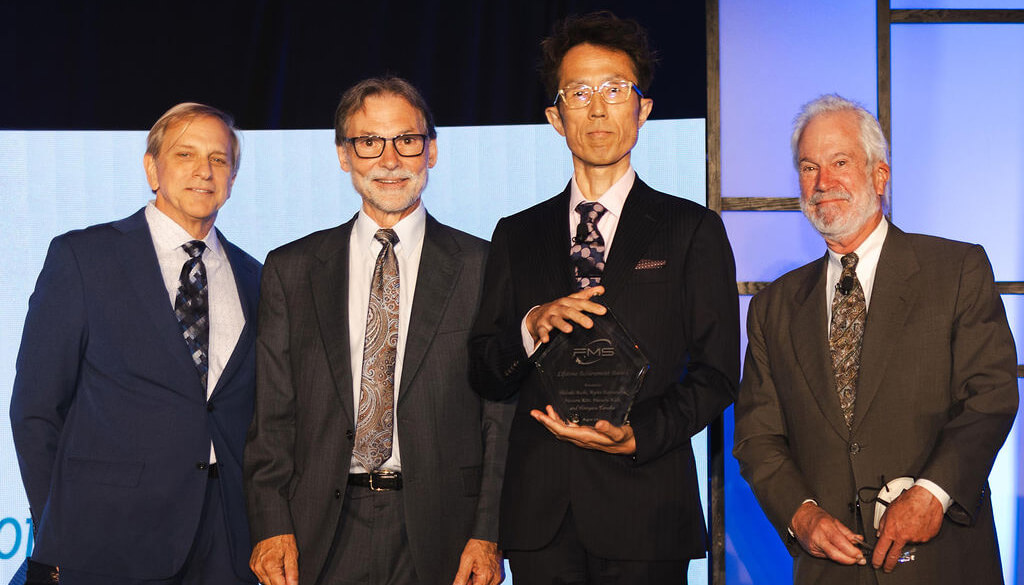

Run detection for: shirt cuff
[[520, 306, 541, 357], [788, 499, 819, 537], [914, 479, 953, 513]]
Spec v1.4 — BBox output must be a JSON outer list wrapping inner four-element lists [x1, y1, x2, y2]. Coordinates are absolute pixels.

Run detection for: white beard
[[801, 185, 880, 241]]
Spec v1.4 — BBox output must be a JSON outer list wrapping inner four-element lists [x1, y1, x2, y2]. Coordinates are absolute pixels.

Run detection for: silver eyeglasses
[[344, 134, 428, 158], [554, 80, 644, 109]]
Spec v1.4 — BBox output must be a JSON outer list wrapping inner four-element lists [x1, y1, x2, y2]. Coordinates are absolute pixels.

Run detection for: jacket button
[[345, 429, 355, 441], [206, 403, 215, 412], [196, 462, 208, 470], [334, 489, 342, 499], [849, 442, 861, 455]]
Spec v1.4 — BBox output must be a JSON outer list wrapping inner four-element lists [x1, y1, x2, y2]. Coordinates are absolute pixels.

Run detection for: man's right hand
[[250, 533, 299, 585], [790, 501, 866, 565], [526, 286, 607, 345]]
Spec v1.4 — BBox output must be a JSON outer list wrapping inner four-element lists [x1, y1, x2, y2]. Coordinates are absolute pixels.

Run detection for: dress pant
[[316, 484, 418, 585], [506, 508, 689, 585], [59, 468, 254, 585]]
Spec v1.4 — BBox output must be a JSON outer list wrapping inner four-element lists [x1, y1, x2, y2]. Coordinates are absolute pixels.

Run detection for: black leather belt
[[348, 471, 402, 491]]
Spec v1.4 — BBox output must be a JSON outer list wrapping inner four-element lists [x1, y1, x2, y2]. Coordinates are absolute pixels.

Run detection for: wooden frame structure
[[704, 3, 1024, 584]]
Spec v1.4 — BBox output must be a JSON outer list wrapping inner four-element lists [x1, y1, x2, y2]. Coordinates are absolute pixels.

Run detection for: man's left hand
[[531, 405, 636, 455], [872, 485, 943, 572], [452, 538, 503, 585]]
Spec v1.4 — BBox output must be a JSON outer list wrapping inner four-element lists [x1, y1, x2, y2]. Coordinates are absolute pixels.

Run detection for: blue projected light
[[0, 120, 707, 584]]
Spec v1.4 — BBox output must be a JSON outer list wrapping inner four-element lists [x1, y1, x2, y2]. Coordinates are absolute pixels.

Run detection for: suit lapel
[[114, 209, 202, 397], [209, 230, 260, 399], [599, 179, 660, 307], [791, 255, 850, 439], [538, 185, 578, 295], [397, 215, 460, 403], [311, 218, 357, 423], [851, 226, 917, 433]]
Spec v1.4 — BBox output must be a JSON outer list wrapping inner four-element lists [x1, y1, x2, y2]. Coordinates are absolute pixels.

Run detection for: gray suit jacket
[[734, 225, 1017, 584], [244, 213, 513, 585]]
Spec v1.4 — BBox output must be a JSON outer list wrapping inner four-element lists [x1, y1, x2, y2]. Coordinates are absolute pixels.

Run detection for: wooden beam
[[720, 197, 801, 211], [737, 282, 769, 296], [997, 282, 1024, 295], [891, 9, 1024, 23], [706, 0, 722, 217], [705, 2, 726, 584]]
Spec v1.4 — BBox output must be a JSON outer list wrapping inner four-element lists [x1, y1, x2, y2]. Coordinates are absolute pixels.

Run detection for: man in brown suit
[[734, 94, 1017, 584]]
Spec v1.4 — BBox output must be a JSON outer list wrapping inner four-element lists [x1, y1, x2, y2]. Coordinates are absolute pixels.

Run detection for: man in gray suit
[[734, 94, 1018, 584], [244, 77, 512, 585]]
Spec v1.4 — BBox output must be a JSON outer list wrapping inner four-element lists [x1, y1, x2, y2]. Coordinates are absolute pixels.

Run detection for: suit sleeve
[[470, 396, 516, 541], [10, 236, 87, 526], [918, 244, 1017, 524], [733, 291, 817, 550], [244, 254, 298, 542], [469, 218, 532, 400], [629, 210, 741, 464]]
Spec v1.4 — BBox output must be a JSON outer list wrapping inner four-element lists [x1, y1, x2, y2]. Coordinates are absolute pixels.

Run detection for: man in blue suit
[[10, 103, 260, 585]]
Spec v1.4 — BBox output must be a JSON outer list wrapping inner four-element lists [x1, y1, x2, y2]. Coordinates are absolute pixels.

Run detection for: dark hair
[[540, 11, 657, 100], [333, 76, 437, 145]]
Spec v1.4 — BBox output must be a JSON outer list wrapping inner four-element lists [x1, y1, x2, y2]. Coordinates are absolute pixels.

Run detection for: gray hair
[[146, 103, 241, 177], [334, 77, 437, 146], [791, 94, 890, 209]]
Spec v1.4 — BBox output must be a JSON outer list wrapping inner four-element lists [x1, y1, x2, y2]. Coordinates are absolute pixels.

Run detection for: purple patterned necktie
[[353, 229, 400, 471], [829, 252, 866, 427], [570, 201, 607, 289], [175, 240, 209, 391]]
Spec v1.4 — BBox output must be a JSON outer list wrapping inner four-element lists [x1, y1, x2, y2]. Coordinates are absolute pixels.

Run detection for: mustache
[[367, 170, 416, 181], [806, 189, 851, 206]]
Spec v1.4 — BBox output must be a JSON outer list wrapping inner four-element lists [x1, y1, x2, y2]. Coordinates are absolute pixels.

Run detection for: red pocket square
[[634, 259, 666, 270]]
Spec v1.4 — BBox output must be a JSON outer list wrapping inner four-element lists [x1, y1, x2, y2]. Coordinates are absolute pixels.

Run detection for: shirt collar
[[569, 166, 635, 219], [353, 202, 427, 256], [145, 201, 224, 259], [826, 216, 888, 269]]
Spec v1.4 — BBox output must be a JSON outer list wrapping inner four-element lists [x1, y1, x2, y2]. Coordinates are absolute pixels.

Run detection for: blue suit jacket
[[10, 208, 261, 580]]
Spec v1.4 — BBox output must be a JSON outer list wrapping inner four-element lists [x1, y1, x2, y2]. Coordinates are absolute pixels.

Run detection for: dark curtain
[[1, 1, 705, 130]]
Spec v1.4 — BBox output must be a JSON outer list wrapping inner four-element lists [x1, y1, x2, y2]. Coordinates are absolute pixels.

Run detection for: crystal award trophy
[[533, 308, 650, 426]]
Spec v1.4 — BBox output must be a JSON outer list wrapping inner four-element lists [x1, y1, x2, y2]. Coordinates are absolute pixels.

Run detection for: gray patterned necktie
[[829, 252, 866, 427], [175, 240, 209, 391], [570, 201, 607, 289], [354, 229, 400, 471]]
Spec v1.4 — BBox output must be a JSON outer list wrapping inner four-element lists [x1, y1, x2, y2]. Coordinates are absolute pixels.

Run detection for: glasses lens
[[599, 81, 633, 104], [352, 136, 385, 158], [393, 134, 426, 156], [561, 85, 593, 109]]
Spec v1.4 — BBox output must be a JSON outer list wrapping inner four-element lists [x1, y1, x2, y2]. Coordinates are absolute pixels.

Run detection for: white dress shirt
[[823, 217, 951, 512], [520, 168, 637, 354], [348, 204, 426, 473], [145, 202, 245, 464]]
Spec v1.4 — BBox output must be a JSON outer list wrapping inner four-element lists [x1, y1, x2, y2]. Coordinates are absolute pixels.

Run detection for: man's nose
[[816, 166, 836, 191], [379, 140, 401, 169], [192, 157, 213, 179]]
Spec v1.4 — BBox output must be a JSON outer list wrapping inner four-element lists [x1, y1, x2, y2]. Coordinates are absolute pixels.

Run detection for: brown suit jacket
[[734, 225, 1017, 584]]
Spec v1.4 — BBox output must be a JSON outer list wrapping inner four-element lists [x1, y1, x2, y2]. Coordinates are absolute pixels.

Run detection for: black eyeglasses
[[344, 134, 428, 158]]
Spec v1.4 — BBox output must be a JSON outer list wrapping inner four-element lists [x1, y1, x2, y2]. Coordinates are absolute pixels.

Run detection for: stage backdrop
[[0, 119, 707, 584]]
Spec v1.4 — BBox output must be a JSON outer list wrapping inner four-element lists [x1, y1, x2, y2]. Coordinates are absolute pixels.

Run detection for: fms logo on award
[[572, 338, 615, 366]]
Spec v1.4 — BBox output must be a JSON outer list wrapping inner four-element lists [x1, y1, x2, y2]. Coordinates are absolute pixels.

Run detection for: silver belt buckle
[[368, 470, 398, 492]]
